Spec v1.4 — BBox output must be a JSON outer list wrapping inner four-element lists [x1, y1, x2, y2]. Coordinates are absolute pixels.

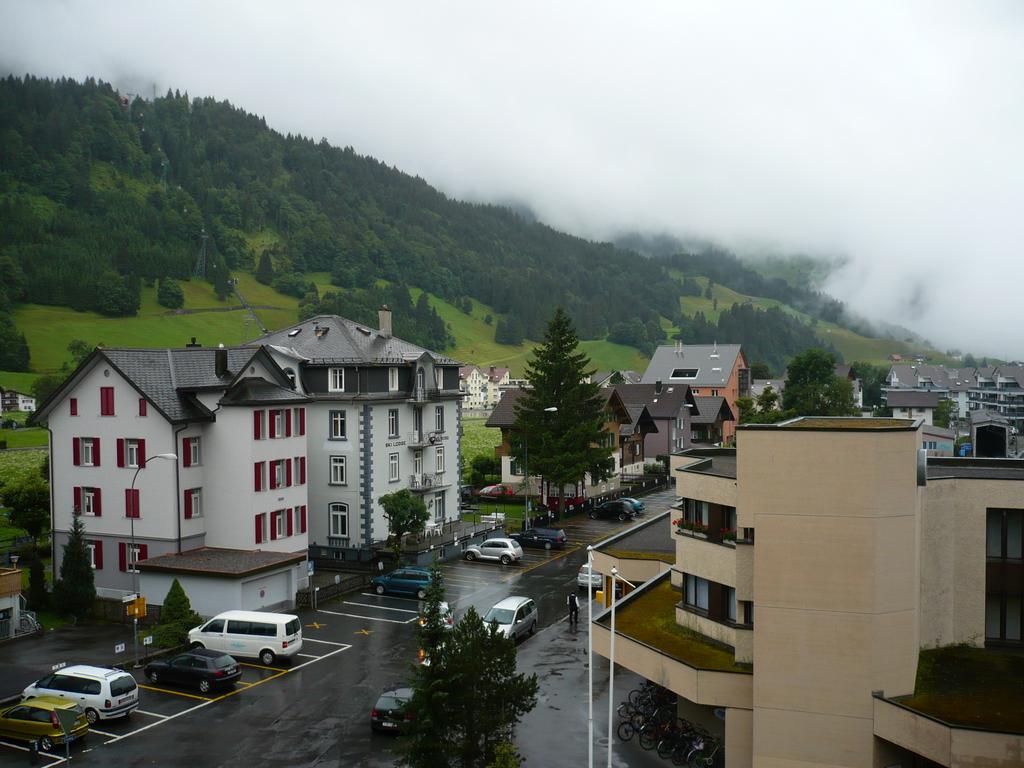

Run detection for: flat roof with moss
[[602, 549, 675, 564], [598, 579, 750, 674], [892, 646, 1024, 733], [742, 416, 917, 431]]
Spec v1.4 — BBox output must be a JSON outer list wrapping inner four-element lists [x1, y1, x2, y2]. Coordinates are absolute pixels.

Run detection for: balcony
[[406, 430, 442, 449], [0, 568, 21, 599], [410, 386, 445, 403], [408, 473, 451, 492]]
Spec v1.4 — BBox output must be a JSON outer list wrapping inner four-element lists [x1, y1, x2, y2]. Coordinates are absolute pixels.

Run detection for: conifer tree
[[153, 578, 203, 647], [53, 515, 96, 619]]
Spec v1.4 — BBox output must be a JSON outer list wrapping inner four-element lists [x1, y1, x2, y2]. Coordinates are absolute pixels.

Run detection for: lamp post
[[129, 452, 177, 667], [587, 545, 595, 768], [523, 406, 557, 530], [605, 565, 636, 768]]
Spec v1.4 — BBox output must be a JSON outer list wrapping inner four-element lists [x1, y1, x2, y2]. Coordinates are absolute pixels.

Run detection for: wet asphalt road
[[0, 487, 678, 768]]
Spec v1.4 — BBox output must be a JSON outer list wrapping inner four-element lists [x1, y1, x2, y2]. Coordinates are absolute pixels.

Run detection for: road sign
[[307, 560, 314, 576], [115, 643, 126, 654], [143, 635, 153, 646], [51, 662, 66, 672], [125, 596, 147, 617], [122, 593, 139, 604]]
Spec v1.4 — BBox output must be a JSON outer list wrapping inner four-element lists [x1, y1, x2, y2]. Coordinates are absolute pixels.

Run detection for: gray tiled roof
[[691, 396, 733, 424], [219, 378, 311, 406], [486, 387, 526, 428], [613, 383, 693, 420], [642, 344, 744, 387], [250, 315, 459, 366]]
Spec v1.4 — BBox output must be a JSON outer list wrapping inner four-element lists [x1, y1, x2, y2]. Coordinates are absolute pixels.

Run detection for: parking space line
[[342, 601, 418, 613], [0, 740, 66, 765], [88, 727, 119, 738], [317, 608, 416, 624], [137, 683, 213, 701], [358, 591, 423, 603], [296, 653, 321, 659], [235, 680, 254, 687], [239, 661, 286, 672], [302, 637, 349, 646], [134, 709, 168, 719]]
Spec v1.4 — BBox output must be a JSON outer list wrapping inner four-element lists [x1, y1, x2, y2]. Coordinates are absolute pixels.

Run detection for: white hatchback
[[577, 563, 603, 590], [23, 665, 139, 724]]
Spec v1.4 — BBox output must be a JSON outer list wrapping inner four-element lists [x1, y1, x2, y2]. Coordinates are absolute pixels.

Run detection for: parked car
[[188, 610, 302, 666], [577, 563, 603, 590], [372, 567, 434, 599], [589, 500, 636, 521], [478, 484, 516, 497], [463, 538, 524, 565], [22, 665, 138, 725], [483, 596, 538, 641], [0, 696, 89, 752], [370, 685, 414, 733], [509, 527, 567, 550], [620, 497, 646, 514], [145, 649, 241, 694]]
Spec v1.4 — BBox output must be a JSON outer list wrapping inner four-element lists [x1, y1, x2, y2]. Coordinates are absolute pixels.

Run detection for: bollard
[[28, 739, 39, 766]]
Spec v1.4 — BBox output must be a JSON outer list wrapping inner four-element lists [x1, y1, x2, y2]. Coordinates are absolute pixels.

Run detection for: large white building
[[458, 365, 510, 409]]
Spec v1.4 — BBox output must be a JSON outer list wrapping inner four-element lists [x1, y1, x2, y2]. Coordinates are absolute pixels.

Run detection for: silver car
[[484, 596, 538, 641], [463, 537, 523, 565]]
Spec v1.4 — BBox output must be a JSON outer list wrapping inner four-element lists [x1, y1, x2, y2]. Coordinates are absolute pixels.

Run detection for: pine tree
[[514, 308, 614, 512], [153, 578, 202, 647], [53, 515, 96, 619], [255, 251, 275, 285]]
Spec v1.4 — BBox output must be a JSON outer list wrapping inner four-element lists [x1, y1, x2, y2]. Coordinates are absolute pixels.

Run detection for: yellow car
[[0, 696, 89, 751]]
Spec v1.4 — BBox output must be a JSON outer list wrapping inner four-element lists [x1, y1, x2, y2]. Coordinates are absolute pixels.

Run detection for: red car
[[478, 484, 516, 497]]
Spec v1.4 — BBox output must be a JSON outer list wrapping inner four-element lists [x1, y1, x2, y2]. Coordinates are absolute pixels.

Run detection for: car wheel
[[465, 551, 476, 561], [84, 708, 100, 726], [529, 620, 536, 636], [199, 679, 211, 694], [589, 511, 598, 519], [500, 554, 511, 565], [618, 513, 627, 521], [190, 642, 204, 650], [40, 736, 54, 752], [147, 670, 159, 684], [416, 589, 427, 600], [375, 584, 386, 595], [260, 649, 276, 666], [544, 541, 552, 550]]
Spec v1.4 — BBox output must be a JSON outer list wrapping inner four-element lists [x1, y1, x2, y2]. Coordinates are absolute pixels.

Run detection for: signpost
[[53, 708, 78, 761], [123, 595, 147, 668]]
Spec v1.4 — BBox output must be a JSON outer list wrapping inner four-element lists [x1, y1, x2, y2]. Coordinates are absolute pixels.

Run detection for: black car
[[510, 527, 568, 550], [371, 686, 413, 733], [589, 500, 635, 521], [144, 649, 241, 693]]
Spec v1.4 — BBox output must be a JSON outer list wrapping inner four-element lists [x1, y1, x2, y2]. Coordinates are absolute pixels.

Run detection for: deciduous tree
[[379, 489, 429, 563], [783, 349, 857, 417]]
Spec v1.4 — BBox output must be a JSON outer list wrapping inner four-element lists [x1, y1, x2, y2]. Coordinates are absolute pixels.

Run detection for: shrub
[[153, 578, 203, 648], [157, 278, 185, 309]]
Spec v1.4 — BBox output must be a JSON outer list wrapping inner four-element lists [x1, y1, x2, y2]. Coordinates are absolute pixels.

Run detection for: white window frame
[[389, 452, 400, 482], [435, 446, 445, 473], [86, 542, 97, 569], [273, 509, 287, 538], [274, 460, 286, 488], [434, 492, 445, 520], [81, 438, 95, 467], [726, 586, 737, 622], [189, 436, 201, 466], [82, 488, 96, 516], [273, 410, 285, 438], [189, 488, 203, 518], [126, 439, 140, 469], [330, 410, 346, 440], [127, 544, 143, 574], [330, 455, 347, 485], [329, 367, 345, 392], [329, 503, 348, 537], [388, 409, 399, 438], [257, 514, 268, 544], [414, 450, 423, 475], [388, 367, 399, 392], [293, 506, 303, 534], [434, 405, 444, 432]]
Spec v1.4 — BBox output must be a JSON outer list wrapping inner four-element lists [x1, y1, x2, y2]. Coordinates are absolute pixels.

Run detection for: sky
[[2, 1, 1023, 358]]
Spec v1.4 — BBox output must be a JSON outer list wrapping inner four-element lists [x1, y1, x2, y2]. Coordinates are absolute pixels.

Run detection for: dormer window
[[671, 369, 699, 379], [329, 368, 345, 392], [389, 367, 399, 392]]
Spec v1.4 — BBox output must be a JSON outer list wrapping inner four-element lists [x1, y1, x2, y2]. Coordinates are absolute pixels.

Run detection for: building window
[[330, 456, 347, 485], [329, 503, 348, 538], [273, 460, 286, 489], [389, 452, 399, 482], [388, 409, 399, 438], [329, 410, 347, 440], [70, 398, 78, 416], [726, 587, 737, 622], [271, 509, 286, 540], [272, 410, 285, 438], [435, 446, 445, 473], [294, 506, 305, 535], [81, 438, 96, 467], [86, 542, 99, 570], [434, 492, 445, 520], [126, 439, 141, 468], [414, 450, 423, 475], [100, 386, 115, 416], [255, 513, 268, 544], [435, 405, 444, 432], [986, 508, 1024, 643], [329, 368, 345, 392], [127, 544, 143, 573], [389, 367, 399, 392], [185, 488, 203, 518], [684, 574, 709, 611], [188, 437, 201, 467], [139, 398, 147, 417], [81, 488, 98, 516]]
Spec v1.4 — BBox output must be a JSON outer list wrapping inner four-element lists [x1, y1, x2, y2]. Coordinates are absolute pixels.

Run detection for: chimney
[[655, 380, 663, 394], [185, 337, 201, 348], [379, 305, 392, 338], [215, 343, 228, 377]]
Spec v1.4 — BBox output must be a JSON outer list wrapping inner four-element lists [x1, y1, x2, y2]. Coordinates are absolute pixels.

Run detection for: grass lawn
[[0, 450, 46, 542], [0, 426, 47, 448], [896, 645, 1024, 732], [460, 417, 502, 480], [0, 371, 39, 393]]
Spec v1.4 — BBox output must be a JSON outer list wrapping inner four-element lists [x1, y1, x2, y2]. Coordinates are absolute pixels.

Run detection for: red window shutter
[[299, 408, 306, 435], [73, 438, 80, 466], [285, 410, 292, 437], [269, 461, 278, 490], [269, 410, 277, 439], [125, 489, 132, 518], [117, 439, 125, 468], [93, 438, 101, 466], [286, 459, 293, 487], [182, 438, 192, 468], [287, 509, 294, 537], [94, 541, 103, 570], [139, 398, 147, 416], [300, 505, 307, 533], [254, 462, 263, 492], [300, 457, 307, 484], [94, 489, 102, 517], [101, 387, 115, 416], [70, 398, 78, 416], [139, 544, 148, 562], [138, 439, 146, 467], [184, 489, 193, 519], [255, 514, 264, 545], [270, 513, 278, 541], [253, 411, 262, 440], [119, 542, 127, 572], [73, 487, 82, 514]]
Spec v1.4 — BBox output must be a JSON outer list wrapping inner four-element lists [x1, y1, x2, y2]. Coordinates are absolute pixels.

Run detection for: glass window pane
[[696, 578, 709, 610], [1007, 595, 1021, 641], [987, 510, 1003, 558], [985, 594, 1002, 639], [1007, 511, 1022, 559]]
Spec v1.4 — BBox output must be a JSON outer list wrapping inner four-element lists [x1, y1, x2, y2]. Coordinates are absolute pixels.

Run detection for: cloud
[[2, 1, 1023, 357]]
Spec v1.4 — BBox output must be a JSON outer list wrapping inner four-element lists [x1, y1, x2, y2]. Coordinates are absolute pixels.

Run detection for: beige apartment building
[[592, 417, 1023, 768]]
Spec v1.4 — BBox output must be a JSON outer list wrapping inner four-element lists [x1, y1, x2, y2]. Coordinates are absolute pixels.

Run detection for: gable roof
[[691, 396, 735, 425], [642, 344, 744, 387], [250, 314, 459, 366], [485, 386, 633, 429], [612, 383, 696, 419], [886, 390, 941, 409]]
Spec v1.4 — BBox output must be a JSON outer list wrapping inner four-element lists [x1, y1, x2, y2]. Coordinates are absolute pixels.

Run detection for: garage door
[[241, 570, 290, 611]]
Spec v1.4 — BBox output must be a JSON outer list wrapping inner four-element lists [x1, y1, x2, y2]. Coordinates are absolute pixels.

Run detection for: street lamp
[[129, 452, 177, 667], [523, 406, 557, 530], [587, 545, 595, 768], [605, 565, 635, 768]]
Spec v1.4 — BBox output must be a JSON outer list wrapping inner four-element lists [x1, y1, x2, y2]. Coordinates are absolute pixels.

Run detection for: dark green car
[[371, 567, 433, 599]]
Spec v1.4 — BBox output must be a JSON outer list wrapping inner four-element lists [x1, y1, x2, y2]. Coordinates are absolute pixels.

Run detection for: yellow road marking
[[138, 684, 212, 701], [235, 680, 254, 687], [305, 621, 326, 629], [239, 661, 287, 672], [204, 669, 288, 703], [355, 628, 373, 636]]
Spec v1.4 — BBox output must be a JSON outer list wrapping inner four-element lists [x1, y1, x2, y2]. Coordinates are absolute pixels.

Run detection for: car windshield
[[376, 695, 406, 710], [484, 607, 515, 625]]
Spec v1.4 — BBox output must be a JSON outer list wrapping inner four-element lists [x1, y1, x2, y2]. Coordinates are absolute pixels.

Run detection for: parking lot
[[0, 490, 673, 767]]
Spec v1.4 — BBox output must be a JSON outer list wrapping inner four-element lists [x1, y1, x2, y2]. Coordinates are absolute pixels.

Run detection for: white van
[[188, 610, 302, 666], [22, 665, 139, 724]]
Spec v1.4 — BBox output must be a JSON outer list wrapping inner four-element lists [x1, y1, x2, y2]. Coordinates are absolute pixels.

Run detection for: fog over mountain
[[3, 1, 1023, 357]]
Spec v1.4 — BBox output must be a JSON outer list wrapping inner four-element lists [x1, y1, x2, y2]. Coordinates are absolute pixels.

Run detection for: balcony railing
[[407, 430, 442, 448], [408, 472, 450, 491]]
